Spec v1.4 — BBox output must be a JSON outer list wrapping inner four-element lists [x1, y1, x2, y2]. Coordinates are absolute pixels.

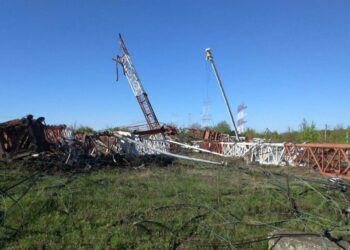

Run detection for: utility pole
[[205, 48, 240, 141], [324, 124, 328, 142]]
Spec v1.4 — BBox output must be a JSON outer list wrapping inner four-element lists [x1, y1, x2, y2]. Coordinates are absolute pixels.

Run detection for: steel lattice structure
[[111, 36, 350, 179], [114, 34, 161, 131], [285, 143, 350, 178], [193, 140, 350, 179]]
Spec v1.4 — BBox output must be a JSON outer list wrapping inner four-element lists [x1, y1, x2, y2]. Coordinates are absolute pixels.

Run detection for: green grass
[[1, 161, 350, 249]]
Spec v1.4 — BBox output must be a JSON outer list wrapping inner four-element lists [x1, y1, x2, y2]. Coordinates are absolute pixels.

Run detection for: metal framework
[[251, 143, 286, 165], [199, 141, 287, 165], [111, 37, 350, 178], [237, 104, 247, 134], [114, 34, 161, 131], [285, 143, 350, 178], [220, 142, 254, 158], [194, 140, 350, 179]]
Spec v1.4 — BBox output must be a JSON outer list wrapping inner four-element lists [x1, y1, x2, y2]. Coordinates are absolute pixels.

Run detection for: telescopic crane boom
[[114, 34, 161, 131], [205, 48, 240, 141]]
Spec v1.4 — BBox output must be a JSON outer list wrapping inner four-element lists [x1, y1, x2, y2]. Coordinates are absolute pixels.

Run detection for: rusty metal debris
[[0, 115, 223, 168], [0, 115, 67, 160], [2, 114, 350, 180], [0, 115, 136, 162], [188, 128, 233, 142]]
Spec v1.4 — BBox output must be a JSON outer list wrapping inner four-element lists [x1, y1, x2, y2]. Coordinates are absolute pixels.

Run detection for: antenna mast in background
[[237, 104, 247, 134]]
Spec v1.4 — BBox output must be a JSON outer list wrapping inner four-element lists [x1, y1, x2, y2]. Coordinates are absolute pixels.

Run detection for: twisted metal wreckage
[[0, 115, 224, 166], [117, 33, 350, 179], [194, 137, 350, 178], [1, 34, 349, 179], [1, 115, 350, 180]]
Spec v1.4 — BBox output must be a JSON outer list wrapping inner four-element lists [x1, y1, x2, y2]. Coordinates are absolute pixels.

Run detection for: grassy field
[[1, 157, 350, 249]]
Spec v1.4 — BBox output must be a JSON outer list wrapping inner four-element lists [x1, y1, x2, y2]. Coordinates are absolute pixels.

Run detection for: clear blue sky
[[0, 0, 349, 132]]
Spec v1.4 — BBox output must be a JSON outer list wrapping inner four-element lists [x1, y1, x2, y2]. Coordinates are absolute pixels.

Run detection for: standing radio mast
[[201, 98, 212, 128], [237, 104, 247, 134]]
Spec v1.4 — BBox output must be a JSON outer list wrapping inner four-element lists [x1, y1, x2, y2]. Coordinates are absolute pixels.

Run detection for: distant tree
[[335, 124, 344, 130], [76, 125, 94, 134], [243, 128, 258, 140], [299, 119, 319, 142], [110, 127, 130, 132], [177, 128, 192, 142], [269, 130, 282, 142], [282, 128, 299, 142], [329, 124, 347, 143], [165, 122, 178, 128], [189, 123, 202, 129], [264, 128, 271, 139], [212, 121, 231, 134]]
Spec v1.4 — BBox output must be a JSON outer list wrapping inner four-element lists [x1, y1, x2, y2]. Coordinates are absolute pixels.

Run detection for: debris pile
[[0, 115, 67, 160], [0, 115, 172, 168], [188, 128, 234, 142]]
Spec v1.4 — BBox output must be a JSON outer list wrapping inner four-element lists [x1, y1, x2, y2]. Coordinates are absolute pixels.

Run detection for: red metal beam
[[284, 143, 350, 179]]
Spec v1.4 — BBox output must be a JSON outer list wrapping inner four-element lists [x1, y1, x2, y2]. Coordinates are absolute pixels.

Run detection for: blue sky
[[0, 0, 349, 132]]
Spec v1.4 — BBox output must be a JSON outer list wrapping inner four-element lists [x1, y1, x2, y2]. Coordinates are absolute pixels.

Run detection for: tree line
[[203, 119, 350, 144], [72, 119, 350, 144]]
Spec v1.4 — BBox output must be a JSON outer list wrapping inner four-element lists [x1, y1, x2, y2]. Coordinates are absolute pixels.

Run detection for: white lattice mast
[[201, 98, 212, 128], [114, 34, 161, 131], [237, 104, 247, 134]]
